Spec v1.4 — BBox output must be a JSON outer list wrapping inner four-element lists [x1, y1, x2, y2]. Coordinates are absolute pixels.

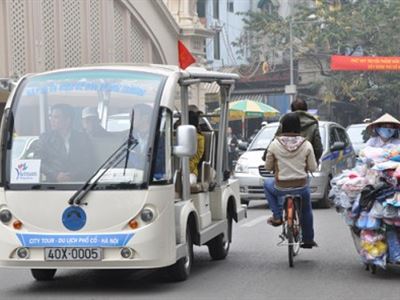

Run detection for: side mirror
[[173, 125, 197, 157], [238, 141, 248, 151], [330, 141, 345, 152]]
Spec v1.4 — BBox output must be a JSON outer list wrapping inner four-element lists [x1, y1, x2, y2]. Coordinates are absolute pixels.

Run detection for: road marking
[[241, 215, 267, 227]]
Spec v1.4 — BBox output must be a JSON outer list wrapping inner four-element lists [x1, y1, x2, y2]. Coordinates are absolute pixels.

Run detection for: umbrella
[[227, 99, 280, 120], [214, 99, 280, 138]]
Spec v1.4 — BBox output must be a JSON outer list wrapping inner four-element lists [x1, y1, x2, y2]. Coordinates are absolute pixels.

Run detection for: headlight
[[0, 209, 12, 224], [140, 207, 156, 223], [235, 160, 249, 173]]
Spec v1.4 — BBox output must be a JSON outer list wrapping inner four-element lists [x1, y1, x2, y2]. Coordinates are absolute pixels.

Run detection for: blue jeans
[[263, 178, 314, 242]]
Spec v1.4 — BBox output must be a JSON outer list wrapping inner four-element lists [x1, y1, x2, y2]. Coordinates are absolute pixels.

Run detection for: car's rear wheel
[[318, 180, 332, 209], [207, 212, 232, 260]]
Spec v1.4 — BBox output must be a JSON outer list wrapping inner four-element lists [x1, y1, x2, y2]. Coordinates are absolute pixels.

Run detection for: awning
[[231, 93, 268, 102], [203, 82, 220, 94]]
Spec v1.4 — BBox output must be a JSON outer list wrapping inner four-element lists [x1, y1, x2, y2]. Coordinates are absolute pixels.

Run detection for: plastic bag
[[356, 212, 381, 230], [360, 229, 385, 244], [360, 146, 387, 163], [372, 160, 400, 171], [351, 196, 361, 219], [359, 229, 387, 267], [383, 204, 398, 219], [338, 191, 353, 209], [369, 201, 384, 219]]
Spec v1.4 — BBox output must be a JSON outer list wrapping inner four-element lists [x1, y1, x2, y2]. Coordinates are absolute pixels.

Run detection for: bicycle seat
[[284, 194, 302, 200]]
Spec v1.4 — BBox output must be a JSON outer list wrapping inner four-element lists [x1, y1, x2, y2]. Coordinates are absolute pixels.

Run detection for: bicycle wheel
[[287, 226, 294, 267], [292, 206, 301, 257], [286, 198, 295, 268]]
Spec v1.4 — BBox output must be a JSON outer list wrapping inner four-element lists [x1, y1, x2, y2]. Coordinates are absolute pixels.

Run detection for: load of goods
[[330, 145, 400, 271]]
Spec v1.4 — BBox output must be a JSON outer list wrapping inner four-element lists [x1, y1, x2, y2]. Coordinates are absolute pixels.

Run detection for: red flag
[[178, 40, 196, 70]]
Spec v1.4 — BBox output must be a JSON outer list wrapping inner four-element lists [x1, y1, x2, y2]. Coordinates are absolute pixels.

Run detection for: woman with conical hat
[[366, 113, 400, 147]]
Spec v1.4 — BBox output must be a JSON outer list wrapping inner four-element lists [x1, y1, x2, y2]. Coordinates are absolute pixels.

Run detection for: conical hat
[[367, 113, 400, 130]]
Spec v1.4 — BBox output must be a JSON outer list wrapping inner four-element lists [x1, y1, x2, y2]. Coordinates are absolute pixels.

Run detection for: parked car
[[234, 121, 356, 208], [346, 123, 370, 155]]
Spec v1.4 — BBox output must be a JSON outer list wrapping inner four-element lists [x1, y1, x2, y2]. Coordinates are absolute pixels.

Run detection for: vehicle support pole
[[180, 83, 191, 201], [216, 83, 231, 186], [289, 20, 294, 104]]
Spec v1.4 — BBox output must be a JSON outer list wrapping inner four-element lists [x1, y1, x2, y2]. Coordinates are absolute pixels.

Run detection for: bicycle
[[277, 194, 303, 267]]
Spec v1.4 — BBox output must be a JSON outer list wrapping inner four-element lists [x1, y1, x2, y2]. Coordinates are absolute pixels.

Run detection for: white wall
[[205, 0, 252, 70]]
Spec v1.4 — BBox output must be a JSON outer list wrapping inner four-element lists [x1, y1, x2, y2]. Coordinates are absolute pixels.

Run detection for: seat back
[[191, 131, 216, 193], [202, 131, 215, 166]]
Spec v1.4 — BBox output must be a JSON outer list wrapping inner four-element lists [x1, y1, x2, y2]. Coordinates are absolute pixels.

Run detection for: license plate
[[44, 248, 102, 261]]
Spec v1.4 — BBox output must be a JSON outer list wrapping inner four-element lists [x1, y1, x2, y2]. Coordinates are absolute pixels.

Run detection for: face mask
[[376, 127, 396, 140]]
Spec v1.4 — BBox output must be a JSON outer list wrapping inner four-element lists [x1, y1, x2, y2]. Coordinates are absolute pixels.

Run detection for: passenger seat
[[190, 131, 216, 194]]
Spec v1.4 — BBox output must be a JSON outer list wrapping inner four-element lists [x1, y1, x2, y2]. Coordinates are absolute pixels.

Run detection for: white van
[[0, 65, 246, 281]]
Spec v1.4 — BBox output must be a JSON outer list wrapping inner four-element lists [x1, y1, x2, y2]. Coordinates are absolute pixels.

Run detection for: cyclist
[[263, 112, 318, 249], [274, 97, 323, 162]]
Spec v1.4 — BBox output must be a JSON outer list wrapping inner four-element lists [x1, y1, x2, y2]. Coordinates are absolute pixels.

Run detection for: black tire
[[168, 225, 194, 282], [287, 226, 294, 268], [208, 214, 232, 260], [31, 269, 57, 281], [292, 208, 301, 257], [318, 181, 332, 209]]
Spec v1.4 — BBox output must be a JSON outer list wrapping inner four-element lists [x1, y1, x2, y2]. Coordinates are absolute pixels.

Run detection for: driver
[[37, 104, 94, 182]]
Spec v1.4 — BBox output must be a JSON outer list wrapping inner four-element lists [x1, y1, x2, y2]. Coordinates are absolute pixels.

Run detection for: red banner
[[331, 55, 400, 71]]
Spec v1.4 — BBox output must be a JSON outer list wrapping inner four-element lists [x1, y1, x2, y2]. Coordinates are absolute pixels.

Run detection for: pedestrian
[[365, 113, 400, 147], [263, 112, 318, 249]]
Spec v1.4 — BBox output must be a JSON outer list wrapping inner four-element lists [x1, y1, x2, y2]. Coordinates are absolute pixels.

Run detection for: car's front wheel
[[168, 224, 194, 281]]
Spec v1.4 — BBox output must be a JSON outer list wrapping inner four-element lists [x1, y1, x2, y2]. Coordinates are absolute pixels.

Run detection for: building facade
[[197, 0, 259, 70], [0, 0, 184, 81], [0, 0, 215, 113]]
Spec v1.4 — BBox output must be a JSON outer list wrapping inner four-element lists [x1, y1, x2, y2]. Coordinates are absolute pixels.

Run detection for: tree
[[235, 0, 400, 120]]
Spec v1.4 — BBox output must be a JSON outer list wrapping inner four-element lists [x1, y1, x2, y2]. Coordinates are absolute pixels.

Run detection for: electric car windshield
[[7, 69, 165, 190]]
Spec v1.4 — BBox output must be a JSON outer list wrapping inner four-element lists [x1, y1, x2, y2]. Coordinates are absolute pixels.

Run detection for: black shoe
[[301, 241, 318, 249], [267, 216, 283, 227]]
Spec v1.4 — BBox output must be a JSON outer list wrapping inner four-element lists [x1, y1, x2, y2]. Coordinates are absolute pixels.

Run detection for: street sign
[[285, 84, 297, 95]]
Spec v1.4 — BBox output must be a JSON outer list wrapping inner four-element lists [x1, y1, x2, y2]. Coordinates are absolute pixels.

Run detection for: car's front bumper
[[234, 171, 329, 202], [234, 172, 266, 200]]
